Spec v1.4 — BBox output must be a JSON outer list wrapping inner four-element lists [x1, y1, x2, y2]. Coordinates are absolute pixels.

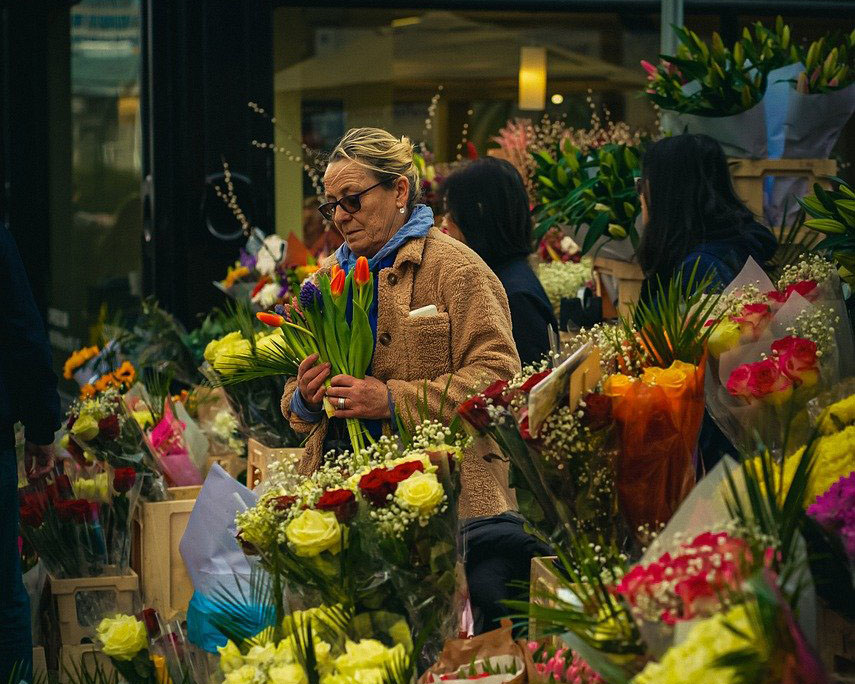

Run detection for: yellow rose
[[96, 615, 148, 661], [394, 472, 444, 515], [132, 410, 155, 429], [653, 366, 689, 396], [244, 642, 277, 668], [350, 671, 385, 684], [214, 337, 253, 375], [204, 331, 242, 364], [71, 413, 99, 442], [321, 676, 352, 684], [708, 319, 742, 358], [285, 509, 342, 557], [603, 374, 634, 399], [334, 640, 404, 675], [218, 640, 244, 673], [269, 664, 308, 684], [72, 473, 109, 503], [224, 664, 263, 684]]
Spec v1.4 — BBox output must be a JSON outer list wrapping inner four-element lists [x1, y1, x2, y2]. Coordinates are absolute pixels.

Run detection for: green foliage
[[798, 178, 855, 286], [532, 139, 643, 254]]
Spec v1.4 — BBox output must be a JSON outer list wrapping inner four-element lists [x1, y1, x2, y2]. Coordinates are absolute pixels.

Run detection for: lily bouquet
[[219, 256, 376, 455]]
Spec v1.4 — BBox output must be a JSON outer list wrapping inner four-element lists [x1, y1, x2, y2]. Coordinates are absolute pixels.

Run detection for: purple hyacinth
[[299, 281, 322, 312], [273, 304, 286, 316], [239, 248, 257, 271]]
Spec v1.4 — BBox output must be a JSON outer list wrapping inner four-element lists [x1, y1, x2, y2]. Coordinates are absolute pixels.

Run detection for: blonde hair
[[329, 127, 422, 210]]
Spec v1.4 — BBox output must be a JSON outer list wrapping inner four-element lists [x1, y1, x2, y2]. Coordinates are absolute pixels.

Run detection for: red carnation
[[271, 495, 297, 512], [20, 503, 44, 528], [112, 467, 137, 494], [315, 489, 357, 523], [482, 380, 510, 407], [580, 392, 612, 432], [359, 468, 397, 507], [55, 499, 91, 523], [386, 460, 425, 483], [98, 414, 121, 440], [520, 369, 552, 393], [458, 396, 490, 431]]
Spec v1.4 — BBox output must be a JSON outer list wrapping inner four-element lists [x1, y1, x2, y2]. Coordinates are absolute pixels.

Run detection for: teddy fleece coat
[[281, 228, 521, 519]]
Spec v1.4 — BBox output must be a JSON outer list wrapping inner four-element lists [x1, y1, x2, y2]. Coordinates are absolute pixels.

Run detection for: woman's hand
[[326, 375, 391, 420], [297, 354, 331, 410]]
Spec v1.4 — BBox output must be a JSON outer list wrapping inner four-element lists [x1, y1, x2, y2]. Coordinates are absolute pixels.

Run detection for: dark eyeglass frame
[[318, 181, 385, 221], [634, 176, 645, 196]]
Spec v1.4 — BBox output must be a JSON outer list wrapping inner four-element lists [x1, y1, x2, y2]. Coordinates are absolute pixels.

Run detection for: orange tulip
[[330, 263, 343, 281], [256, 311, 285, 327], [330, 268, 346, 297], [354, 256, 370, 287]]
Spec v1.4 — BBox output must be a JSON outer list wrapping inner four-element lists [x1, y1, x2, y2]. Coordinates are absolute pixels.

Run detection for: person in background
[[636, 134, 777, 470], [0, 224, 61, 682], [440, 157, 558, 367]]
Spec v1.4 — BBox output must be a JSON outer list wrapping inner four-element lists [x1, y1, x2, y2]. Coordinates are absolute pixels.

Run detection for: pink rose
[[772, 336, 819, 387], [726, 364, 754, 402], [733, 303, 772, 340], [766, 280, 818, 305], [746, 359, 793, 404]]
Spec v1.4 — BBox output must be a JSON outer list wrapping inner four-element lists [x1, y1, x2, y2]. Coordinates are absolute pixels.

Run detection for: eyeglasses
[[634, 177, 645, 196], [318, 181, 385, 221]]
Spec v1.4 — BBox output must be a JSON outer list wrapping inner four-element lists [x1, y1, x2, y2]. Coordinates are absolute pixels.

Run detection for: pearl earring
[[399, 207, 406, 214]]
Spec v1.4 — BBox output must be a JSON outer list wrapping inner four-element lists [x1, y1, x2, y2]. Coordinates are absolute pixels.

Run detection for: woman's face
[[323, 160, 409, 258], [440, 213, 466, 244]]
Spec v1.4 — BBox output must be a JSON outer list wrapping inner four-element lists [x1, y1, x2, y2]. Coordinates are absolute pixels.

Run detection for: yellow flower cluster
[[72, 473, 109, 503], [205, 330, 283, 375], [633, 603, 756, 684], [96, 614, 148, 661], [63, 346, 99, 380], [818, 392, 855, 434]]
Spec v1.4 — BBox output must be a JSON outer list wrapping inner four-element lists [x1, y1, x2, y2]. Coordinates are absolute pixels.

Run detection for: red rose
[[55, 499, 91, 523], [580, 392, 612, 432], [20, 503, 44, 527], [520, 369, 552, 393], [772, 336, 819, 387], [271, 495, 297, 512], [457, 396, 490, 431], [20, 490, 48, 512], [97, 414, 121, 440], [482, 380, 510, 408], [726, 364, 754, 402], [112, 467, 137, 494], [315, 489, 357, 523], [746, 359, 793, 402], [359, 468, 397, 507], [65, 438, 87, 467], [386, 460, 425, 483], [733, 303, 772, 340], [518, 414, 532, 441]]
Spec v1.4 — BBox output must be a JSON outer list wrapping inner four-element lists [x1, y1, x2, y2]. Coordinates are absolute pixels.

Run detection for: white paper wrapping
[[660, 101, 768, 158]]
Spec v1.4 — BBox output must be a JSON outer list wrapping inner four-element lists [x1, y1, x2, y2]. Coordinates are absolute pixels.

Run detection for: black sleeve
[[506, 291, 555, 368], [0, 226, 61, 444]]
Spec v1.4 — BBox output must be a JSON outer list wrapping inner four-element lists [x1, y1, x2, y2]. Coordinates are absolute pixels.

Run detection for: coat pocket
[[403, 312, 452, 378]]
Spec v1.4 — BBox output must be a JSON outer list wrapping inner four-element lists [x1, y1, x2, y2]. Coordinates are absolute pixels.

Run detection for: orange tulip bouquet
[[591, 265, 719, 534], [217, 256, 375, 455]]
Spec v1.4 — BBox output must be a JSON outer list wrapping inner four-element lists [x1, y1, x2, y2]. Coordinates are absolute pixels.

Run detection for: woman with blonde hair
[[282, 127, 544, 632]]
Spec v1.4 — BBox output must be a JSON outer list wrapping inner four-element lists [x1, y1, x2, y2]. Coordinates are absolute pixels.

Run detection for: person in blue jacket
[[439, 157, 558, 368], [0, 224, 61, 682], [636, 134, 777, 471]]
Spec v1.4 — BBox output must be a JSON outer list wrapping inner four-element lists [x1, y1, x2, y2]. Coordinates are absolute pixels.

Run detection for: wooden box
[[59, 644, 116, 683], [32, 646, 47, 681], [138, 490, 199, 620], [207, 451, 244, 479], [817, 604, 855, 683], [246, 438, 304, 489], [530, 556, 560, 642], [728, 158, 838, 224], [593, 256, 644, 318], [49, 571, 139, 645]]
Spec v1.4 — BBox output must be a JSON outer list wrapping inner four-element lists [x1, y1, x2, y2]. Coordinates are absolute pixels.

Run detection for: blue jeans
[[0, 447, 31, 682]]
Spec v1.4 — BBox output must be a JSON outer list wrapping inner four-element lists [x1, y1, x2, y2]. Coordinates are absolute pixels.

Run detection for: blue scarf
[[334, 204, 434, 272]]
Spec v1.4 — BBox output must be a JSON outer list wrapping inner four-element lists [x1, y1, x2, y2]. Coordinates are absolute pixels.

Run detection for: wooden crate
[[728, 158, 838, 223], [246, 438, 304, 489], [530, 556, 560, 642], [818, 604, 855, 683], [593, 256, 644, 318], [207, 451, 244, 479], [49, 571, 139, 645], [138, 491, 198, 620], [32, 646, 47, 681], [59, 644, 116, 683]]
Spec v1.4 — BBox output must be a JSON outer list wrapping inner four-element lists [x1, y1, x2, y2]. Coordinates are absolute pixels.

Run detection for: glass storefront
[[47, 0, 142, 387]]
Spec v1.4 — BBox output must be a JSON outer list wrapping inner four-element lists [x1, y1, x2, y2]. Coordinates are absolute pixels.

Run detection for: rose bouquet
[[458, 360, 619, 544], [216, 256, 377, 455], [18, 462, 142, 578], [526, 641, 602, 684], [142, 400, 204, 487]]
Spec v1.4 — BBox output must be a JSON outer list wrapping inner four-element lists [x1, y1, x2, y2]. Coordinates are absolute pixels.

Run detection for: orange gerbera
[[63, 346, 100, 380]]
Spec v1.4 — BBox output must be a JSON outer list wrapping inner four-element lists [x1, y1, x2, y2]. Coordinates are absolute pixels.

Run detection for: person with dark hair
[[1, 224, 61, 682], [637, 134, 777, 293], [440, 157, 557, 367], [636, 134, 777, 471]]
